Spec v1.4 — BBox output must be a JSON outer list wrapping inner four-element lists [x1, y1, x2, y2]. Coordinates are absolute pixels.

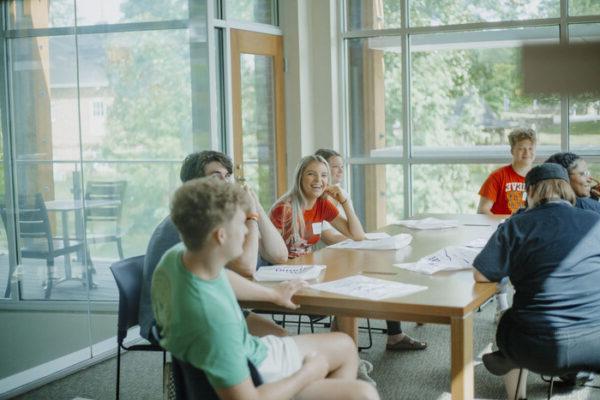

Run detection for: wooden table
[[242, 214, 501, 400]]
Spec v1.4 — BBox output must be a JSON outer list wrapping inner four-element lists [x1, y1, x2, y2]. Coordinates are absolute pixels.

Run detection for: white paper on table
[[311, 275, 427, 301], [254, 265, 326, 282], [395, 217, 459, 230], [365, 232, 391, 240], [328, 233, 412, 250], [463, 238, 490, 249], [393, 245, 480, 275]]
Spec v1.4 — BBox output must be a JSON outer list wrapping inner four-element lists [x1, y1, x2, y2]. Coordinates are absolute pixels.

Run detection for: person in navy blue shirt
[[474, 163, 600, 399], [546, 152, 600, 213]]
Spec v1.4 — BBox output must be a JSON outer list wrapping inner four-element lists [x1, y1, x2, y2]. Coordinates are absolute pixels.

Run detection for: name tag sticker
[[312, 222, 322, 235]]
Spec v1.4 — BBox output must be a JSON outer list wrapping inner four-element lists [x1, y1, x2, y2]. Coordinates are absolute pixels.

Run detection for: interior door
[[230, 29, 286, 211]]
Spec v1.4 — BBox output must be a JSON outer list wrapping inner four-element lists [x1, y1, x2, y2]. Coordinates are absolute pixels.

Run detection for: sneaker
[[558, 371, 595, 386], [357, 359, 376, 387], [482, 351, 517, 376], [494, 309, 506, 324]]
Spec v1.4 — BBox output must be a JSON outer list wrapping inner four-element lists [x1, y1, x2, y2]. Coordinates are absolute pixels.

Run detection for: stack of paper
[[311, 275, 427, 300], [328, 233, 412, 250], [254, 265, 326, 282], [395, 217, 459, 230], [364, 232, 391, 240], [394, 245, 480, 275]]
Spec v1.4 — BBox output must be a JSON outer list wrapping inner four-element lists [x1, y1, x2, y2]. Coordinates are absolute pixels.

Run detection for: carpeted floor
[[13, 304, 600, 400]]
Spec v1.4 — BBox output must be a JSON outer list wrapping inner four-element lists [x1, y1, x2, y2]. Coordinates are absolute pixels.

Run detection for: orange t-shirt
[[269, 197, 339, 258], [479, 165, 527, 215]]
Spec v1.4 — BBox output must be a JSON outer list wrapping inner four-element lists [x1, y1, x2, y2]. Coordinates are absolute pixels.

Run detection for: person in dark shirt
[[139, 151, 288, 341], [474, 163, 600, 399], [545, 152, 600, 214]]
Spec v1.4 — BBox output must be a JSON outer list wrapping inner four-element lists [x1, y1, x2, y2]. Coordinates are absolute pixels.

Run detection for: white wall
[[280, 0, 341, 183]]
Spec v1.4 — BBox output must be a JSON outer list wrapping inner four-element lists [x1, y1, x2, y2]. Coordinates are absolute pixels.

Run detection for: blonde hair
[[527, 179, 576, 209], [171, 177, 250, 251], [508, 128, 537, 149], [270, 155, 330, 243]]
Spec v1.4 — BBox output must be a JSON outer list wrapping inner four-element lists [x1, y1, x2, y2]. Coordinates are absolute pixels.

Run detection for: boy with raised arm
[[152, 177, 379, 400]]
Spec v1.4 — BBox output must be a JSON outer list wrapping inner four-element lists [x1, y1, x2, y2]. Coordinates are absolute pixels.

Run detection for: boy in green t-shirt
[[152, 177, 379, 400]]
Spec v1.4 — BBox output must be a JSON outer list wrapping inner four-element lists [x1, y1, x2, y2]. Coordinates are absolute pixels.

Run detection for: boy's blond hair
[[508, 128, 537, 149], [171, 177, 250, 251]]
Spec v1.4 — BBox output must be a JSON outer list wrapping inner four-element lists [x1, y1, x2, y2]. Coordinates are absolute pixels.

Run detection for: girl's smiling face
[[301, 161, 329, 200]]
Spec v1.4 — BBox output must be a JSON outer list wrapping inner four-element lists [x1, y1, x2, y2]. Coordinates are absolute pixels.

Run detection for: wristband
[[246, 212, 259, 221]]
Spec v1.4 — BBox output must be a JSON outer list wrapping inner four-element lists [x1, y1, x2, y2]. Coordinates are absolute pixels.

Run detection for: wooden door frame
[[230, 29, 287, 197]]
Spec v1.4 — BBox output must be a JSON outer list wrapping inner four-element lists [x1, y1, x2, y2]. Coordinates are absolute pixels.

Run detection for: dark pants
[[497, 312, 600, 375], [386, 320, 402, 336]]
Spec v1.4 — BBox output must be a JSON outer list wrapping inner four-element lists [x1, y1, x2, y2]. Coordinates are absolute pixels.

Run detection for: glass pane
[[76, 0, 188, 26], [0, 108, 8, 300], [410, 0, 559, 27], [83, 162, 180, 271], [347, 38, 403, 158], [240, 54, 277, 211], [76, 30, 192, 161], [412, 164, 500, 214], [346, 0, 402, 30], [569, 24, 600, 153], [350, 164, 403, 230], [8, 0, 75, 29], [13, 36, 81, 161], [410, 27, 560, 153], [226, 0, 275, 25], [569, 0, 600, 16]]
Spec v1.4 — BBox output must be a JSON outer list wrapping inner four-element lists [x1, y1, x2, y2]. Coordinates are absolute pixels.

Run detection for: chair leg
[[547, 376, 554, 399], [358, 318, 374, 351], [116, 345, 121, 400], [4, 263, 15, 298], [116, 238, 124, 260], [44, 260, 54, 300], [514, 368, 523, 400]]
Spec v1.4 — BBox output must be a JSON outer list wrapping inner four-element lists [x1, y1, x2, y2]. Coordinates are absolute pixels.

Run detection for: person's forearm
[[256, 206, 289, 264], [473, 269, 492, 282], [227, 221, 259, 277], [342, 202, 366, 240], [226, 269, 279, 302], [477, 207, 493, 216], [321, 230, 347, 245]]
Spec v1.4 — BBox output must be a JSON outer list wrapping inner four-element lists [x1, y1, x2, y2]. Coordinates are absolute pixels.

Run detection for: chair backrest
[[0, 193, 53, 254], [109, 255, 145, 344], [171, 356, 263, 400], [85, 180, 127, 224]]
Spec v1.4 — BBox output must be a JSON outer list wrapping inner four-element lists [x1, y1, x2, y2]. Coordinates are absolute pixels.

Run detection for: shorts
[[257, 335, 303, 383]]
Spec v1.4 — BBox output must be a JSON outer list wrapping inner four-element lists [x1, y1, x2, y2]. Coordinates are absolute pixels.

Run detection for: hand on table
[[272, 280, 308, 310]]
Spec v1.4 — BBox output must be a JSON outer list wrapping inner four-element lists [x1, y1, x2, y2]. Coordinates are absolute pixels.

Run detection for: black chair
[[110, 255, 166, 400], [1, 193, 88, 299], [85, 180, 127, 260], [172, 356, 263, 400], [513, 364, 598, 399]]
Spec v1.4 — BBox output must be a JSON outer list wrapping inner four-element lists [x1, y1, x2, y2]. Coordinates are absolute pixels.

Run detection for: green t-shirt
[[151, 244, 268, 389]]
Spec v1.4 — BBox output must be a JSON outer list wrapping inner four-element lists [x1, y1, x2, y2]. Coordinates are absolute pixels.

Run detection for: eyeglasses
[[570, 170, 591, 178], [209, 171, 232, 180]]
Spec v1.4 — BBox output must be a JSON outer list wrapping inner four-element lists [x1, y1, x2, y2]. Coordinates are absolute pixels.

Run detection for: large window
[[0, 0, 210, 395], [1, 1, 282, 395], [344, 0, 600, 228]]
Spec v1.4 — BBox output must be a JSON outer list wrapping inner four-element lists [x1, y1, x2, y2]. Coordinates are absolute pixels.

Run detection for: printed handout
[[311, 275, 427, 301], [254, 265, 326, 282], [328, 233, 412, 250]]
